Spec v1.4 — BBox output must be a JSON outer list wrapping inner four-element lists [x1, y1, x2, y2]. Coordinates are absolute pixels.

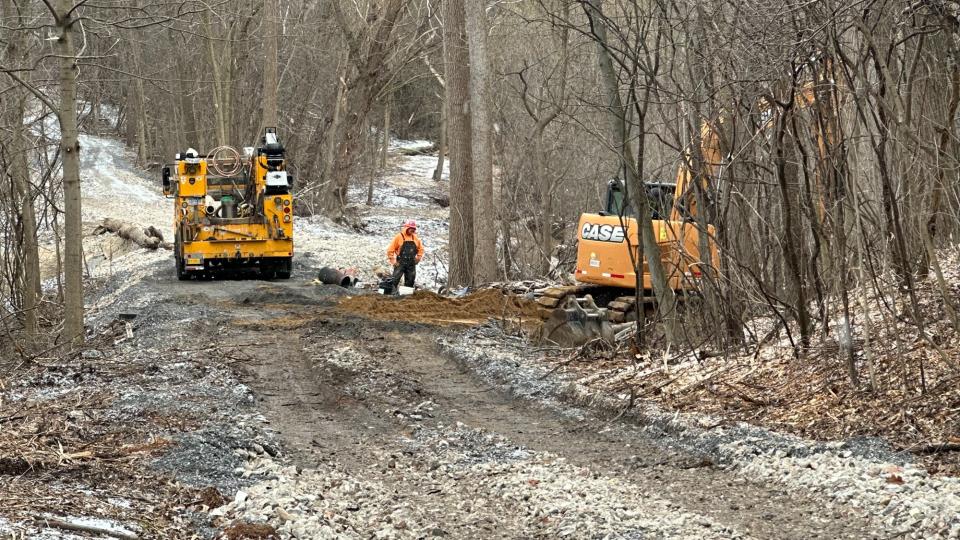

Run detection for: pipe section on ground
[[317, 266, 355, 287]]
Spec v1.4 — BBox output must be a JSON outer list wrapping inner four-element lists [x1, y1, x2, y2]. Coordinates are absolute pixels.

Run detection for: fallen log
[[95, 218, 171, 250], [428, 193, 450, 208], [34, 516, 139, 540], [913, 442, 960, 455], [397, 143, 437, 156]]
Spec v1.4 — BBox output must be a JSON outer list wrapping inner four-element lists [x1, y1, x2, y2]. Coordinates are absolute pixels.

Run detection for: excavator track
[[604, 294, 659, 323], [532, 285, 658, 346], [533, 285, 597, 313], [535, 286, 656, 322]]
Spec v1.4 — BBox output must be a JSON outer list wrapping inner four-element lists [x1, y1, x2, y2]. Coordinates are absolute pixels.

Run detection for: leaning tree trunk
[[57, 0, 84, 346], [585, 0, 678, 343], [443, 0, 475, 287]]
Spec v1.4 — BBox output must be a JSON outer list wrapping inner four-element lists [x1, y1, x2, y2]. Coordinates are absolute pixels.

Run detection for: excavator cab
[[600, 178, 678, 221], [602, 179, 629, 216]]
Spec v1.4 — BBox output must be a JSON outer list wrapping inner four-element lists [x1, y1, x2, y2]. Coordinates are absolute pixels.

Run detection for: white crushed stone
[[442, 328, 960, 540], [729, 450, 960, 539], [215, 425, 750, 539]]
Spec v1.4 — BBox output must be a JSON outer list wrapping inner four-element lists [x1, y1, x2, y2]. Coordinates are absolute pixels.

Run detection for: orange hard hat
[[403, 219, 417, 230]]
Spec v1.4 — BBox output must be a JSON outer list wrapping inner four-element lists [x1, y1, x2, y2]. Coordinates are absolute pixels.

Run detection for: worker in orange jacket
[[387, 219, 424, 292]]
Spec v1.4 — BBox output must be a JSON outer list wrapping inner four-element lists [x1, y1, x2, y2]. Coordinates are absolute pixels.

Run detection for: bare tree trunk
[[425, 48, 448, 184], [57, 0, 84, 346], [465, 0, 496, 283], [52, 210, 63, 302], [323, 0, 406, 219], [773, 111, 811, 349], [500, 194, 514, 278], [12, 95, 40, 338], [366, 119, 377, 206], [166, 31, 197, 148], [521, 3, 568, 276], [126, 2, 149, 164], [433, 100, 446, 182], [1, 0, 40, 338], [850, 161, 878, 390], [262, 0, 279, 130], [319, 52, 348, 203], [204, 10, 230, 146], [922, 67, 960, 332], [443, 0, 474, 287], [380, 93, 392, 170], [533, 135, 553, 274], [134, 66, 148, 165], [584, 0, 677, 342]]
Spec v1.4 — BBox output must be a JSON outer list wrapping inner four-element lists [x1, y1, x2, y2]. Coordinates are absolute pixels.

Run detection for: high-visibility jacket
[[387, 229, 424, 265]]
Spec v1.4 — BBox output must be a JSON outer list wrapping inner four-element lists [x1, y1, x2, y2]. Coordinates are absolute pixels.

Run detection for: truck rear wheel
[[176, 256, 189, 281], [276, 258, 292, 280], [174, 233, 189, 281]]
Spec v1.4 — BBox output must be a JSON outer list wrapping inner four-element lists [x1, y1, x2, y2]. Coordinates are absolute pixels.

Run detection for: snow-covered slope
[[297, 139, 450, 288]]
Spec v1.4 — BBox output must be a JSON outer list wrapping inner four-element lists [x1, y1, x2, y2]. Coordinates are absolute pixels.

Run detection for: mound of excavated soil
[[337, 289, 541, 326]]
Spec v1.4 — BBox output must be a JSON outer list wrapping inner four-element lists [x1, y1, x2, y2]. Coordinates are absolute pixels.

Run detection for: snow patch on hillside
[[79, 134, 159, 204]]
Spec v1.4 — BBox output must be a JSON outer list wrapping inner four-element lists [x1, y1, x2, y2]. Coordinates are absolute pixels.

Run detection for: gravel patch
[[439, 325, 960, 539], [214, 423, 750, 539]]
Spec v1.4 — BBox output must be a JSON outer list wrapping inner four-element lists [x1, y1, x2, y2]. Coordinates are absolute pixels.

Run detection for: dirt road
[[101, 267, 881, 539], [6, 134, 938, 538]]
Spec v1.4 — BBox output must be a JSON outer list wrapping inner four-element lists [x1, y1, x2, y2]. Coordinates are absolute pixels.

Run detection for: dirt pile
[[337, 288, 541, 326]]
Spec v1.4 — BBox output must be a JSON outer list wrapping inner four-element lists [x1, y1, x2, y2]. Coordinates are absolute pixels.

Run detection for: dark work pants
[[391, 262, 416, 290]]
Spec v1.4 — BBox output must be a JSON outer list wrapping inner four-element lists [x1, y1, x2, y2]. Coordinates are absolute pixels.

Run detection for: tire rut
[[234, 307, 881, 539]]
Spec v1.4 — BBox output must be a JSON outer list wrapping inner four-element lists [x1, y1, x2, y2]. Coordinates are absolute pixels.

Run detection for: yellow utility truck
[[161, 128, 294, 280]]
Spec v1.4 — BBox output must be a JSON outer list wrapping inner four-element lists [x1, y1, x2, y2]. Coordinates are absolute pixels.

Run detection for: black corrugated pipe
[[317, 266, 354, 287]]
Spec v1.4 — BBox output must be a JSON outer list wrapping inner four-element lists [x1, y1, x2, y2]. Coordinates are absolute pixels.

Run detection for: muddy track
[[163, 276, 883, 539]]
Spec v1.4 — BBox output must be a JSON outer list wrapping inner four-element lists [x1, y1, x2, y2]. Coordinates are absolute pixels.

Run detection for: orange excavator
[[536, 122, 721, 346], [576, 120, 722, 313], [538, 75, 836, 346]]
